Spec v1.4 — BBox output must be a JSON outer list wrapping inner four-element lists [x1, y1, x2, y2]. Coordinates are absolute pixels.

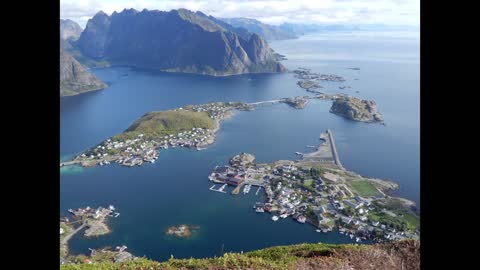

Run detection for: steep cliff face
[[330, 96, 384, 123], [60, 48, 107, 96], [60, 19, 83, 41], [76, 8, 286, 76]]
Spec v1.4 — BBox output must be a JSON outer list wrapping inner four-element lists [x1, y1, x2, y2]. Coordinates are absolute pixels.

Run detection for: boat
[[316, 229, 321, 233], [349, 234, 354, 239], [295, 152, 303, 155], [150, 159, 155, 163], [272, 215, 279, 221], [255, 207, 265, 213], [114, 212, 120, 218], [356, 237, 361, 243], [108, 205, 115, 211], [197, 147, 206, 151], [280, 214, 288, 218]]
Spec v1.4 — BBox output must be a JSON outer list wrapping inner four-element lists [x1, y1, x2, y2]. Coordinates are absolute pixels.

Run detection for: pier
[[327, 129, 344, 170], [299, 129, 344, 170], [60, 161, 80, 167], [209, 184, 227, 193]]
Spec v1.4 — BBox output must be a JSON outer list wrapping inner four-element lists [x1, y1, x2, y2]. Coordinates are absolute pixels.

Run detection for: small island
[[297, 80, 322, 91], [281, 97, 309, 109], [166, 224, 200, 238], [330, 96, 384, 123]]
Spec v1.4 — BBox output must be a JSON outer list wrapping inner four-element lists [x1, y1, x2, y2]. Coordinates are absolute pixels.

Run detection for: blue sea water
[[60, 31, 419, 261]]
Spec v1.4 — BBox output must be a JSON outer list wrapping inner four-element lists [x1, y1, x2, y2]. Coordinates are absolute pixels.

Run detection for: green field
[[113, 110, 216, 141], [368, 209, 419, 232], [303, 179, 313, 187], [348, 180, 380, 197]]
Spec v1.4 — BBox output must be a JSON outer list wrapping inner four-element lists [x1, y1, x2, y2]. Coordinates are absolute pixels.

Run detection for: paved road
[[61, 222, 86, 246]]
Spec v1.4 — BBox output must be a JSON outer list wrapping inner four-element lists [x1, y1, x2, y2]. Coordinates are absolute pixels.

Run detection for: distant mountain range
[[60, 48, 107, 96], [220, 18, 297, 41], [75, 8, 286, 76], [60, 19, 83, 41]]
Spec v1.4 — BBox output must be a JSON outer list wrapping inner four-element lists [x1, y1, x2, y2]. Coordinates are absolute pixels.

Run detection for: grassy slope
[[60, 240, 419, 270], [348, 180, 381, 197], [113, 110, 215, 141]]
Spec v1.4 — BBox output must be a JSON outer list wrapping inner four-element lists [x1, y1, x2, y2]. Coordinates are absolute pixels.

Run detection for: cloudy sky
[[61, 0, 420, 29]]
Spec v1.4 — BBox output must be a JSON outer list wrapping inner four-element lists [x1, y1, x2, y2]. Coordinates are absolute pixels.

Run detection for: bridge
[[248, 99, 281, 106]]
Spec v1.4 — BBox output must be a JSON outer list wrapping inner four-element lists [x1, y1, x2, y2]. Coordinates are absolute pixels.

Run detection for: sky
[[60, 0, 420, 29]]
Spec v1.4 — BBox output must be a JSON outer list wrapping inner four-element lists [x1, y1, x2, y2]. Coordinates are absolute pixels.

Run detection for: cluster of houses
[[294, 69, 346, 82], [180, 102, 253, 120], [209, 155, 419, 243], [76, 126, 214, 167], [67, 205, 116, 220]]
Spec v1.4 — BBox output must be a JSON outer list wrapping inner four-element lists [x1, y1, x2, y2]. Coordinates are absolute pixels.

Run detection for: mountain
[[76, 8, 286, 76], [60, 48, 107, 96], [221, 17, 297, 40], [60, 19, 83, 41]]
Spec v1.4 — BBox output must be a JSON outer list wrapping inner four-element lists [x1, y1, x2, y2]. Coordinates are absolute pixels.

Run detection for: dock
[[210, 184, 227, 193], [327, 129, 344, 170], [60, 161, 80, 167], [299, 129, 345, 170]]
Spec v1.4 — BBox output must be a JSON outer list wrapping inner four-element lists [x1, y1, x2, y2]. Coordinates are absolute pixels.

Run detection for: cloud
[[60, 0, 419, 28]]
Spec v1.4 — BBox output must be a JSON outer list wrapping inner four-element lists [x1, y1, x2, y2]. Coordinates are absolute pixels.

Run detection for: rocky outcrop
[[75, 9, 286, 76], [330, 96, 383, 123], [281, 97, 309, 109], [60, 48, 107, 96]]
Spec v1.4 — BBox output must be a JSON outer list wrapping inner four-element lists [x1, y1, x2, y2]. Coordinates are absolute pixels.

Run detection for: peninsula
[[330, 96, 384, 123], [60, 205, 120, 261], [63, 102, 254, 168], [208, 130, 419, 243]]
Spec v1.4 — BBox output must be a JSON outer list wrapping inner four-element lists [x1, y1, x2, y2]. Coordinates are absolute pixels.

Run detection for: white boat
[[255, 207, 265, 213], [280, 214, 288, 218], [272, 215, 279, 221], [108, 205, 115, 211], [150, 159, 155, 163], [356, 237, 361, 243]]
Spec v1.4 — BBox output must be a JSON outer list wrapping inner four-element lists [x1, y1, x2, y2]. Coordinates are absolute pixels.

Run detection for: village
[[66, 102, 254, 168], [208, 150, 420, 244]]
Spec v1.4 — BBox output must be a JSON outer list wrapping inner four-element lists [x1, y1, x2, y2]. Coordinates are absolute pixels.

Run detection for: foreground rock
[[61, 240, 419, 269], [330, 96, 383, 123]]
